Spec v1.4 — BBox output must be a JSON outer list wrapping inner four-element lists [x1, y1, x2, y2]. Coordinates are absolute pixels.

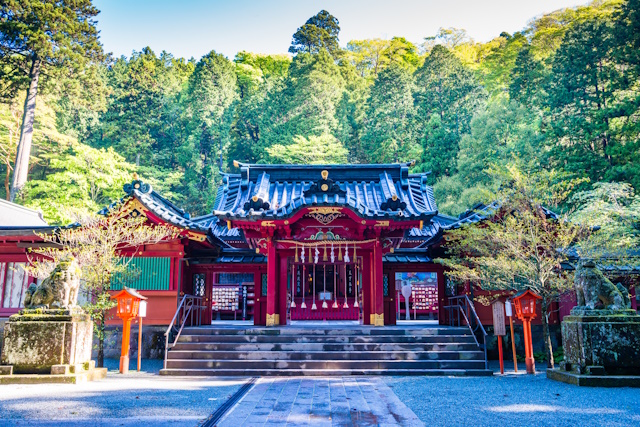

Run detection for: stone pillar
[[265, 238, 279, 327]]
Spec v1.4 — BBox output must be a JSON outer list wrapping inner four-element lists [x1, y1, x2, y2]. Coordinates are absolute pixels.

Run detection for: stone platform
[[0, 362, 107, 384], [547, 368, 640, 387], [1, 309, 93, 375], [561, 310, 640, 375]]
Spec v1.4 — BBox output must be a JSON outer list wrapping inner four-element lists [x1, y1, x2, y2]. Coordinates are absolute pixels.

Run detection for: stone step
[[166, 350, 485, 361], [159, 368, 493, 377], [170, 342, 480, 352], [170, 342, 479, 352], [164, 359, 487, 370], [176, 334, 477, 345], [180, 327, 470, 336]]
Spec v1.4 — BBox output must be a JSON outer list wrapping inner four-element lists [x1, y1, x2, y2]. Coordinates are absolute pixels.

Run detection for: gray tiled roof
[[444, 202, 559, 230], [383, 253, 432, 263], [191, 214, 244, 239], [0, 199, 48, 227], [99, 180, 208, 232], [212, 162, 437, 222]]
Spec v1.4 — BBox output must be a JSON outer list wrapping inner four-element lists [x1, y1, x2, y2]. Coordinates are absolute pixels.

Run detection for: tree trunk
[[97, 318, 105, 368], [541, 299, 555, 369], [10, 56, 41, 201]]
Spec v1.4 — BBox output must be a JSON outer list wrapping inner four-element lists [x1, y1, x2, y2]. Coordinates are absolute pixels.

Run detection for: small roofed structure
[[0, 199, 47, 227]]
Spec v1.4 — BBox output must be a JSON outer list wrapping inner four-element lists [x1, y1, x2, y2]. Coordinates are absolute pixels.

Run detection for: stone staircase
[[159, 325, 492, 376]]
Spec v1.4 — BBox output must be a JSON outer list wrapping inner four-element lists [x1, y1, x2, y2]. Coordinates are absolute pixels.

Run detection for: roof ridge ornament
[[123, 179, 152, 195], [305, 169, 346, 197]]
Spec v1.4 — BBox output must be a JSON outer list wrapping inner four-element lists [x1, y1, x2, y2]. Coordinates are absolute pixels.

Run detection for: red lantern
[[512, 290, 542, 374], [512, 290, 541, 321], [112, 287, 147, 374]]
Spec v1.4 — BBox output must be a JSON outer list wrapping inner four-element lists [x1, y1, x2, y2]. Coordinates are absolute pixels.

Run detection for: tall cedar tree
[[414, 45, 486, 179], [0, 0, 104, 201], [289, 10, 340, 57], [258, 50, 345, 157], [181, 51, 237, 214], [546, 18, 621, 187], [362, 64, 418, 163]]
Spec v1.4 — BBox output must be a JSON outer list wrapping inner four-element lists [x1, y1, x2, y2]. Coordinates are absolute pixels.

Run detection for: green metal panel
[[111, 257, 171, 291]]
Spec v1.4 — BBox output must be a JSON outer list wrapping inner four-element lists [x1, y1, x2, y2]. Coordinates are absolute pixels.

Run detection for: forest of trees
[[1, 0, 639, 223]]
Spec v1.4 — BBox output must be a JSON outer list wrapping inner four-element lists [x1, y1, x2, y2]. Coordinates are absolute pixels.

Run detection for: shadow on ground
[[387, 361, 640, 427], [0, 359, 245, 427]]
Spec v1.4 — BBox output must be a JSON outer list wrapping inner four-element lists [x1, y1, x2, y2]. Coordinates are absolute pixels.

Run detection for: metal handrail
[[163, 294, 204, 369], [444, 295, 488, 370]]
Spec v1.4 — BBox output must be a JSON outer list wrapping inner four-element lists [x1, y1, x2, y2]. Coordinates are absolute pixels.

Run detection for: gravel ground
[[386, 362, 640, 427], [3, 359, 639, 426], [0, 359, 245, 427]]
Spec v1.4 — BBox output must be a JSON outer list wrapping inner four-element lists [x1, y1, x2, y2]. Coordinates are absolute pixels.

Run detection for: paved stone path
[[217, 377, 425, 427]]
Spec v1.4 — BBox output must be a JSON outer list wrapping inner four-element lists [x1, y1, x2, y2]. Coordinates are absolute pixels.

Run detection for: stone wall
[[95, 325, 166, 359]]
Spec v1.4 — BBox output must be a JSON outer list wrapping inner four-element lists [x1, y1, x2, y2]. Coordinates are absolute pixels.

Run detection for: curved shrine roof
[[212, 162, 437, 222]]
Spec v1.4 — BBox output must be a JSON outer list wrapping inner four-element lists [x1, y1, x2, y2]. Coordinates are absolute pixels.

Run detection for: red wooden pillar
[[437, 268, 446, 325], [362, 251, 372, 325], [278, 253, 289, 325], [266, 237, 279, 326], [371, 240, 384, 326]]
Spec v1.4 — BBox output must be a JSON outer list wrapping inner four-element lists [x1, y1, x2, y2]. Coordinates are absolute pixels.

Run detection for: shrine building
[[1, 161, 637, 328]]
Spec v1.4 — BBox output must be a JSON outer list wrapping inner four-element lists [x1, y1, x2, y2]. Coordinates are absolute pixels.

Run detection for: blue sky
[[94, 0, 587, 60]]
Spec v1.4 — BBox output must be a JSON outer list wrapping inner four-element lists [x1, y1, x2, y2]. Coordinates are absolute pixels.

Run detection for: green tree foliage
[[3, 0, 639, 227], [414, 45, 486, 178], [94, 48, 192, 165], [179, 51, 237, 212], [546, 14, 640, 190], [230, 52, 290, 165], [570, 182, 640, 264], [362, 64, 418, 163], [0, 0, 105, 200], [22, 144, 133, 224], [508, 46, 546, 105], [259, 50, 345, 157], [266, 134, 348, 164], [345, 39, 391, 79], [289, 10, 340, 57], [435, 97, 542, 214]]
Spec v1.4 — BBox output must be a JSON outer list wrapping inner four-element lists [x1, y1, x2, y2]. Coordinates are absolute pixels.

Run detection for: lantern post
[[137, 300, 147, 372], [112, 287, 147, 374], [512, 290, 542, 374], [505, 299, 518, 373]]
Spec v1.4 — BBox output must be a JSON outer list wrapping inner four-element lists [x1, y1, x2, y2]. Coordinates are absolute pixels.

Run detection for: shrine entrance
[[288, 255, 362, 322]]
